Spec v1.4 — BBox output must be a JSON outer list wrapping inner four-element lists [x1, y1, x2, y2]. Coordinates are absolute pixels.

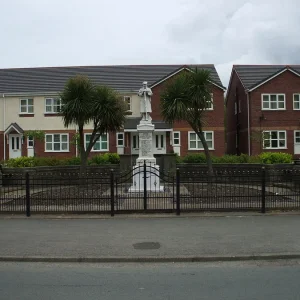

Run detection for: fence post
[[143, 160, 147, 211], [25, 172, 31, 217], [176, 168, 180, 216], [261, 167, 266, 214], [110, 169, 114, 217]]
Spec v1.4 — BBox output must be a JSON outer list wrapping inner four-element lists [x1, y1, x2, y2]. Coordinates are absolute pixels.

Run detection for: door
[[153, 133, 166, 154], [27, 136, 34, 157], [9, 134, 22, 158], [294, 131, 300, 154]]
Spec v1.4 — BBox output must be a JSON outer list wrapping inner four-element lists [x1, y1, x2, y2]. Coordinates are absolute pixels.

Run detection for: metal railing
[[1, 166, 300, 216]]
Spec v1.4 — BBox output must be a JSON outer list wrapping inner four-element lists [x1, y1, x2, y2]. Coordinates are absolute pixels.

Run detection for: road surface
[[0, 260, 300, 300]]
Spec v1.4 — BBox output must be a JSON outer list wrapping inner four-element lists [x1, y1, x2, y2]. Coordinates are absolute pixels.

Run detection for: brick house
[[0, 64, 225, 161], [226, 65, 300, 157]]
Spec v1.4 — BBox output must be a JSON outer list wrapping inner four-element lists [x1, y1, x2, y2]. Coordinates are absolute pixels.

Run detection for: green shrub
[[258, 152, 292, 164], [88, 154, 110, 165], [63, 157, 81, 165], [106, 153, 120, 164], [182, 153, 207, 163]]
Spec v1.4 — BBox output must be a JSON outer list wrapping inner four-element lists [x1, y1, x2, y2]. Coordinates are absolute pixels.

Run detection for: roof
[[233, 65, 300, 91], [0, 64, 224, 94], [124, 118, 172, 130], [5, 122, 24, 134]]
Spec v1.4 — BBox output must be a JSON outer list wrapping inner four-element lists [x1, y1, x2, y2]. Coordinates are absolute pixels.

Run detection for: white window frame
[[206, 93, 213, 110], [124, 96, 132, 111], [45, 97, 63, 113], [188, 131, 214, 150], [293, 94, 300, 110], [20, 98, 34, 114], [172, 131, 180, 146], [27, 136, 34, 148], [116, 132, 124, 147], [45, 133, 69, 152], [261, 94, 286, 110], [263, 130, 287, 149], [84, 133, 109, 152]]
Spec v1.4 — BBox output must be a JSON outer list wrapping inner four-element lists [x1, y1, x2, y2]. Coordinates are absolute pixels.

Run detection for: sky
[[1, 0, 299, 88]]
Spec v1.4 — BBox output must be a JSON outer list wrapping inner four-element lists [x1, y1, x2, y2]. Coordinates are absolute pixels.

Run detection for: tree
[[60, 75, 127, 171], [160, 68, 214, 174]]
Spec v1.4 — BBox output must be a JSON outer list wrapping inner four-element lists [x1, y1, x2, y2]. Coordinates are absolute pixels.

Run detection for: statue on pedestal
[[138, 81, 152, 121]]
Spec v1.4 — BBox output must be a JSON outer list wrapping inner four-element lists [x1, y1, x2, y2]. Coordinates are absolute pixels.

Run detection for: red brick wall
[[249, 70, 300, 156], [151, 71, 225, 156], [226, 71, 249, 155]]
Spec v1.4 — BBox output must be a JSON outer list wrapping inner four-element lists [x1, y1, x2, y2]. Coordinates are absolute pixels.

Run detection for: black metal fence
[[1, 165, 300, 216]]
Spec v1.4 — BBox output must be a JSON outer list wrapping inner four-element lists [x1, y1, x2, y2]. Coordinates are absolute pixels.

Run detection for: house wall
[[249, 70, 300, 156], [226, 71, 249, 155], [150, 73, 225, 157]]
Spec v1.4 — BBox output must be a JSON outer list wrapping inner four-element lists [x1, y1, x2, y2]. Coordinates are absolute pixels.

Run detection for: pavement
[[1, 213, 300, 262]]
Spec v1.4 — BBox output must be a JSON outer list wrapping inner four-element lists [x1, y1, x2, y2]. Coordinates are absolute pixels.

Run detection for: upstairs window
[[20, 98, 34, 114], [45, 98, 63, 113], [206, 94, 213, 110], [124, 96, 132, 111], [293, 94, 300, 110], [262, 94, 285, 110]]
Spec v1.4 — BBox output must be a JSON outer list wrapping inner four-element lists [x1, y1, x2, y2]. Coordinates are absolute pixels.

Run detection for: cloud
[[0, 0, 299, 88]]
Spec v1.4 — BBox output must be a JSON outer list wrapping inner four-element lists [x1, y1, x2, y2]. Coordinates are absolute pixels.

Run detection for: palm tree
[[61, 75, 127, 171], [160, 68, 214, 175]]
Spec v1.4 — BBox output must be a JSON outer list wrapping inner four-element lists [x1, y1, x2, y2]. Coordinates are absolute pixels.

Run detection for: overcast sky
[[1, 0, 299, 88]]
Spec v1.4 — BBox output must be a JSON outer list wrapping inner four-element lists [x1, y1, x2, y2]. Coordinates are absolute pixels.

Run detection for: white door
[[153, 133, 166, 154], [27, 136, 34, 157], [9, 134, 22, 159], [294, 131, 300, 154]]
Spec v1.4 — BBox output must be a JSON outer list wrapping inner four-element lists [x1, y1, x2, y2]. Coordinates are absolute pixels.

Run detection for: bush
[[258, 152, 293, 164], [4, 153, 120, 168], [180, 153, 291, 164]]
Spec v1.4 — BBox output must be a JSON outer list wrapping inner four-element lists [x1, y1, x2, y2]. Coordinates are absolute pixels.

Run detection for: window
[[262, 94, 285, 110], [188, 131, 214, 150], [293, 94, 300, 110], [155, 134, 164, 149], [85, 133, 108, 151], [124, 96, 132, 111], [20, 98, 34, 114], [45, 98, 63, 113], [234, 102, 237, 115], [206, 94, 213, 110], [27, 136, 34, 148], [173, 131, 180, 146], [239, 99, 241, 113], [132, 134, 139, 149], [45, 134, 69, 152], [117, 133, 124, 147], [263, 131, 286, 149]]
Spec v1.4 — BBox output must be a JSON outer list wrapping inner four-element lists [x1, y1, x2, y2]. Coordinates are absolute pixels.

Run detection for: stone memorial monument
[[129, 82, 164, 192]]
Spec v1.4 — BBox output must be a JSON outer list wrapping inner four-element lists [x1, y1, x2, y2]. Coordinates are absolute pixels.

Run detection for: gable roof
[[233, 65, 300, 91], [4, 122, 24, 134], [0, 64, 224, 95]]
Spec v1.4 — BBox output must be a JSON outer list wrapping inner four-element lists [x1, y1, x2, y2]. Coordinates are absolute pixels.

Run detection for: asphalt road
[[1, 215, 300, 259], [1, 260, 300, 300]]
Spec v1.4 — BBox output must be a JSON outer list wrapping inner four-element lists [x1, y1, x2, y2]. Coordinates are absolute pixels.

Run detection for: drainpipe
[[247, 92, 251, 156], [75, 126, 78, 157], [2, 94, 5, 161]]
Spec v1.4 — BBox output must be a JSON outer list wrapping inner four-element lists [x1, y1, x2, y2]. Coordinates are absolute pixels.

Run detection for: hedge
[[1, 153, 120, 168], [179, 153, 293, 164]]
